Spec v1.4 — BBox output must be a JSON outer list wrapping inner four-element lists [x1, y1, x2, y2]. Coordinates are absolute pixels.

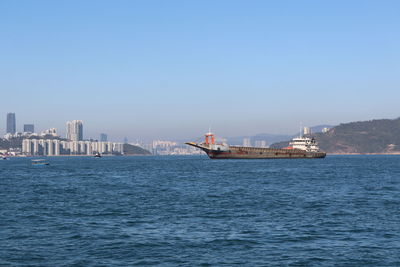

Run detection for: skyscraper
[[24, 124, 34, 133], [66, 120, 83, 141], [100, 133, 108, 142], [6, 113, 16, 134]]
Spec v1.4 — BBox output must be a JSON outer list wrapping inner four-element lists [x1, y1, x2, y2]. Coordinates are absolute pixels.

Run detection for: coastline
[[4, 153, 400, 158], [2, 154, 151, 158], [328, 153, 400, 155]]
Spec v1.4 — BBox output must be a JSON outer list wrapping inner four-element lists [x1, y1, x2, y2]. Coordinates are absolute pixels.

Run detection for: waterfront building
[[91, 141, 99, 153], [61, 141, 69, 152], [100, 133, 108, 142], [151, 140, 178, 155], [22, 139, 32, 155], [6, 113, 16, 134], [150, 140, 203, 155], [39, 139, 47, 155], [113, 143, 124, 154], [71, 141, 79, 154], [22, 139, 123, 156], [66, 120, 83, 141], [54, 140, 60, 156], [23, 124, 34, 133], [47, 140, 54, 156], [33, 139, 39, 156], [85, 141, 92, 155]]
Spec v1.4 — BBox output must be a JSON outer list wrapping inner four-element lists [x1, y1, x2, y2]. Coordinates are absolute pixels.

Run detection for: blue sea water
[[1, 155, 400, 266]]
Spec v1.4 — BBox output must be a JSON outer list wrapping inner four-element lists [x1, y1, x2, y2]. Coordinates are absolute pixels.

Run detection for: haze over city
[[1, 0, 399, 141]]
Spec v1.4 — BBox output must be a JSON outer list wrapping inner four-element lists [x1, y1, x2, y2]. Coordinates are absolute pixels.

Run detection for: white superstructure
[[289, 137, 320, 152]]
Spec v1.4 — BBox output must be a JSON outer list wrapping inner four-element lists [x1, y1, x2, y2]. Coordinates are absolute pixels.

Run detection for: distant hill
[[226, 133, 291, 146], [225, 125, 333, 146], [123, 144, 152, 155], [271, 118, 400, 154]]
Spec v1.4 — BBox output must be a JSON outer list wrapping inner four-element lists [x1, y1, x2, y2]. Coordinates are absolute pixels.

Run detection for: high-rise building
[[6, 113, 16, 134], [22, 138, 123, 156], [100, 133, 108, 142], [23, 124, 34, 133], [243, 138, 251, 147], [66, 120, 83, 141], [303, 127, 311, 135]]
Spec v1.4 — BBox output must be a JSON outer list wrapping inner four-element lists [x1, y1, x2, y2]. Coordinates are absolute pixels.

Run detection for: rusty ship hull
[[186, 142, 326, 159]]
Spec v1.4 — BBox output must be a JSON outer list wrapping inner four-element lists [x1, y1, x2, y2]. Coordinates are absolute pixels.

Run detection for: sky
[[0, 0, 399, 141]]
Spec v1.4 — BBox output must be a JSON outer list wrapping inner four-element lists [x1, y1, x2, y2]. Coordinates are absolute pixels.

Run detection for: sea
[[1, 155, 400, 266]]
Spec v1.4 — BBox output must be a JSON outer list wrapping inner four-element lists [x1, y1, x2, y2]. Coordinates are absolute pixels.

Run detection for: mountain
[[271, 118, 400, 154], [123, 144, 152, 155], [224, 125, 333, 146]]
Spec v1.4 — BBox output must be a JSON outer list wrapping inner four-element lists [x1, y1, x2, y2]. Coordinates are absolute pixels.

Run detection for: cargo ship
[[186, 132, 326, 159]]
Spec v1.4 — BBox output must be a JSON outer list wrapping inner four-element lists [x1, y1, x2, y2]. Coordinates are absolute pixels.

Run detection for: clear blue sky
[[1, 0, 399, 141]]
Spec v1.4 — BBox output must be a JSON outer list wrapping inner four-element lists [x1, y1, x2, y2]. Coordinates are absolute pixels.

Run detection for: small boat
[[94, 152, 102, 158], [32, 159, 50, 166], [2, 156, 7, 160]]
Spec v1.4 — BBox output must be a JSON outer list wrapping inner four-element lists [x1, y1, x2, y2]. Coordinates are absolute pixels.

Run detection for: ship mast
[[205, 127, 215, 145]]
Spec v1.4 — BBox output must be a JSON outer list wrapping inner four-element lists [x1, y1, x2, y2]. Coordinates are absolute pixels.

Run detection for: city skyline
[[1, 110, 400, 142], [6, 113, 16, 134], [1, 112, 118, 142], [0, 111, 203, 156], [1, 1, 400, 140]]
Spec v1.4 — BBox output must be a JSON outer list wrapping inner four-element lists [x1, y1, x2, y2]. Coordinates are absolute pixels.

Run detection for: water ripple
[[1, 155, 400, 266]]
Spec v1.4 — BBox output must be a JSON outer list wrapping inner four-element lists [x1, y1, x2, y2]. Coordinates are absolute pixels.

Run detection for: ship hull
[[186, 143, 326, 159]]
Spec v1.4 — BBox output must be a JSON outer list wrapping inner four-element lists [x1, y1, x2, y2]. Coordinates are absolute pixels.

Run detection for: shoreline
[[3, 153, 400, 158], [328, 153, 400, 155], [2, 154, 151, 158]]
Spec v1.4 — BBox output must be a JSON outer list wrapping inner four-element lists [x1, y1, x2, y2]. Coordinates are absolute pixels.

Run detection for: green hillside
[[271, 118, 400, 154], [123, 144, 152, 155]]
